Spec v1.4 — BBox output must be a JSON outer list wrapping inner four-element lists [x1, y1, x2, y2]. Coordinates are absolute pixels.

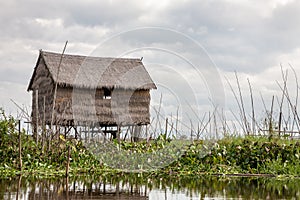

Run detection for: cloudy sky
[[1, 0, 300, 134]]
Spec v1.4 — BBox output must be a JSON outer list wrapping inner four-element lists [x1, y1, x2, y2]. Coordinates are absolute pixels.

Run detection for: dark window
[[103, 88, 112, 99]]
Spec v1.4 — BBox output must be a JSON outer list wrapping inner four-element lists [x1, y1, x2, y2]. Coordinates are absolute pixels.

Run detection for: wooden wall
[[55, 87, 151, 126], [31, 59, 54, 125], [31, 58, 151, 126]]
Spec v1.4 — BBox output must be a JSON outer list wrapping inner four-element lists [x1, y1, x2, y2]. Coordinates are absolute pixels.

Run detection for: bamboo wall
[[31, 59, 54, 125], [31, 59, 151, 126], [55, 87, 151, 126]]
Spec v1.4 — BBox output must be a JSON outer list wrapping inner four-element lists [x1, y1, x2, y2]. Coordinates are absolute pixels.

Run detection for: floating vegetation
[[1, 108, 300, 179]]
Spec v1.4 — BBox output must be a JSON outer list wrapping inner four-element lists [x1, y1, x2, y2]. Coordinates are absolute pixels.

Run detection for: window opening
[[103, 88, 112, 99]]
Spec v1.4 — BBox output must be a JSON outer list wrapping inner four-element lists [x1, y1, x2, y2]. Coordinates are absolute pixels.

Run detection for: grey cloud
[[1, 0, 300, 124], [64, 1, 142, 27], [0, 68, 31, 85], [0, 0, 142, 27], [262, 1, 300, 51], [154, 0, 300, 73]]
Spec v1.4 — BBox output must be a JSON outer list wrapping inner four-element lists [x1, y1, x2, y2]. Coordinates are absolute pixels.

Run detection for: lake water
[[1, 174, 299, 199]]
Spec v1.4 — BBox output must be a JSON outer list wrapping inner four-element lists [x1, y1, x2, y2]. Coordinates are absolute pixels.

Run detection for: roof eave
[[27, 50, 56, 91], [27, 50, 43, 91]]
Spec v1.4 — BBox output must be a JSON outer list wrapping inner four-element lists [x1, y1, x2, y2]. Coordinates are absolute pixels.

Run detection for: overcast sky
[[1, 0, 300, 134]]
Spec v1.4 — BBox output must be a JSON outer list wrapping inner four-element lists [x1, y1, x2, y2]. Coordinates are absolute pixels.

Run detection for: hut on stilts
[[27, 50, 156, 141]]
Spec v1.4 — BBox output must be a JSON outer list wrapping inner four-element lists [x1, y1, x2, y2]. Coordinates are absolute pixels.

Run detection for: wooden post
[[133, 125, 141, 142], [130, 125, 134, 142], [74, 126, 79, 140], [42, 96, 46, 148], [88, 124, 91, 143], [123, 126, 130, 141], [103, 181, 106, 194], [197, 122, 200, 140], [214, 112, 218, 139], [18, 120, 22, 171], [104, 125, 107, 142], [117, 124, 121, 145], [248, 78, 256, 134], [64, 126, 67, 139], [190, 120, 193, 142], [16, 175, 22, 200], [84, 125, 87, 143], [35, 89, 39, 143], [66, 146, 71, 177], [48, 125, 51, 152], [165, 118, 168, 136], [175, 106, 179, 138], [278, 112, 282, 136], [269, 95, 274, 137], [116, 182, 120, 197], [145, 125, 148, 140], [65, 176, 69, 200]]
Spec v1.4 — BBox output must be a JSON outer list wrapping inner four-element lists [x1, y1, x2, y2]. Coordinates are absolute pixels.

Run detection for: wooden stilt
[[35, 90, 39, 143], [165, 118, 168, 136], [18, 120, 22, 171], [66, 146, 71, 177], [117, 124, 121, 143], [42, 96, 45, 148], [123, 126, 130, 141]]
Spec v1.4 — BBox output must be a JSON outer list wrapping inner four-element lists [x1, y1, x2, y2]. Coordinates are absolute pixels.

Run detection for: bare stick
[[235, 71, 249, 134], [278, 66, 288, 136], [289, 64, 299, 133], [165, 118, 168, 136], [152, 106, 197, 135], [153, 93, 163, 136], [175, 106, 179, 137], [209, 112, 211, 137], [196, 122, 200, 140], [123, 126, 130, 141], [51, 41, 68, 132], [168, 121, 174, 139], [221, 108, 231, 136], [209, 98, 232, 137], [225, 75, 247, 134], [190, 119, 193, 141], [197, 112, 207, 139], [247, 113, 263, 134], [229, 108, 246, 133], [269, 95, 274, 136], [213, 111, 218, 138], [247, 78, 255, 134], [184, 99, 203, 122], [260, 92, 268, 115], [198, 106, 219, 138], [10, 99, 30, 121], [225, 76, 243, 117], [18, 120, 22, 171], [276, 81, 300, 132], [66, 146, 71, 177]]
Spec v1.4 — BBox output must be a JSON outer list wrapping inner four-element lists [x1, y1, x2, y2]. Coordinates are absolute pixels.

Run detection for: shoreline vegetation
[[1, 109, 300, 179]]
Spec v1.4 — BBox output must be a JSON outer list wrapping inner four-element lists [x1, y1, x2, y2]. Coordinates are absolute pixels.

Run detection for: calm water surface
[[1, 174, 300, 199]]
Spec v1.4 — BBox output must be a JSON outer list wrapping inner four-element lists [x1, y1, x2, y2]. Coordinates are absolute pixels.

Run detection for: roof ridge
[[41, 50, 142, 61]]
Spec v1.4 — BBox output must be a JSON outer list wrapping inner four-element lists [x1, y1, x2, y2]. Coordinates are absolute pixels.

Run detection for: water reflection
[[1, 174, 299, 199]]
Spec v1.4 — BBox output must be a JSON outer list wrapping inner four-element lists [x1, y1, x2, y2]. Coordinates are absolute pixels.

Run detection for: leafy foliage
[[0, 108, 300, 177], [165, 136, 300, 175], [0, 108, 103, 176]]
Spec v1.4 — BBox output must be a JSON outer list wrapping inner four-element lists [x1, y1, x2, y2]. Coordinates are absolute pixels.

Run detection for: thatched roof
[[28, 50, 156, 91]]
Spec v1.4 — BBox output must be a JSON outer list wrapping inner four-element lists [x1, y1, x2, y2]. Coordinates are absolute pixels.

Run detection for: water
[[1, 174, 299, 199]]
